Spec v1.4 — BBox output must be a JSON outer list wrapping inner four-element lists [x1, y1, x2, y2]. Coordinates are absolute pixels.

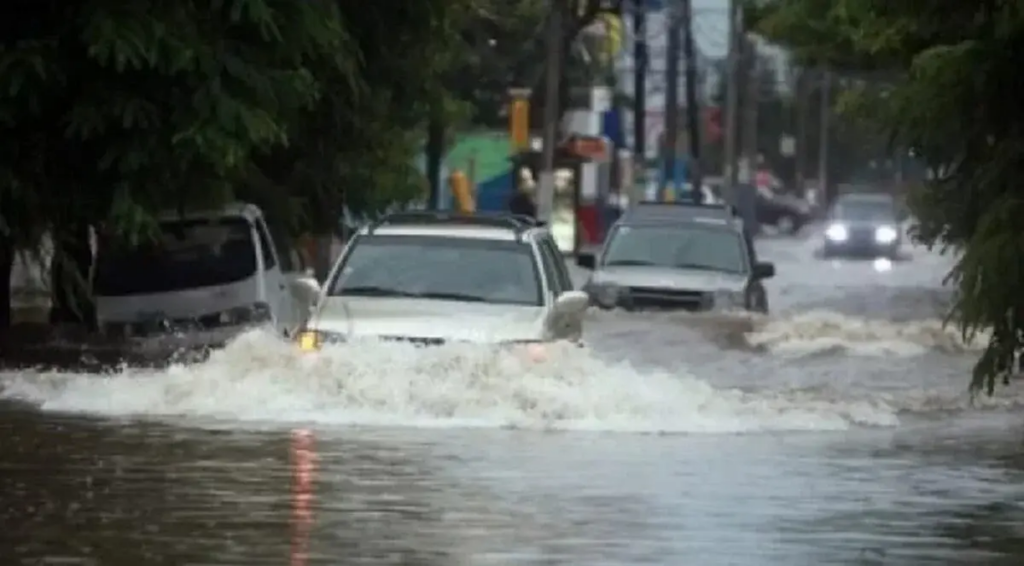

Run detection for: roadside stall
[[509, 135, 613, 254]]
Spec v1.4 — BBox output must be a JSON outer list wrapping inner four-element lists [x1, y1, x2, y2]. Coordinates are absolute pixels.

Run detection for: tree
[[0, 0, 467, 331], [0, 0, 348, 331], [744, 0, 1024, 394]]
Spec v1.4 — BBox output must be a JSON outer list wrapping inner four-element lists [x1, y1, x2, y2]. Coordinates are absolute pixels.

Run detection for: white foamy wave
[[745, 310, 986, 357], [0, 330, 899, 433]]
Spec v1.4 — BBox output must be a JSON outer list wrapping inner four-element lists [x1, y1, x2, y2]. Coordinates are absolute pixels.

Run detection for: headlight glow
[[296, 329, 346, 352], [874, 226, 898, 243], [825, 223, 848, 241]]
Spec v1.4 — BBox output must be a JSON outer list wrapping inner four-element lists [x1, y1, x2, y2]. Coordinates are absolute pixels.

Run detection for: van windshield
[[94, 217, 258, 296]]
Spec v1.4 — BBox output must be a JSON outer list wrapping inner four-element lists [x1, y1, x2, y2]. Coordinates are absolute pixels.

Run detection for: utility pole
[[681, 0, 702, 195], [793, 68, 807, 196], [538, 0, 563, 223], [817, 68, 831, 206], [661, 2, 681, 198], [742, 35, 759, 182], [632, 0, 647, 202], [721, 0, 742, 205], [425, 117, 444, 209]]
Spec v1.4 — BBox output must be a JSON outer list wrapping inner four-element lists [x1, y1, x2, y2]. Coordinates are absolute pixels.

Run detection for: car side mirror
[[576, 253, 596, 270], [753, 261, 775, 279], [289, 276, 322, 307], [553, 290, 590, 315]]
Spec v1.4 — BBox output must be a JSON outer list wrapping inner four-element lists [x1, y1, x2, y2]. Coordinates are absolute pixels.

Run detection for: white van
[[93, 203, 319, 342]]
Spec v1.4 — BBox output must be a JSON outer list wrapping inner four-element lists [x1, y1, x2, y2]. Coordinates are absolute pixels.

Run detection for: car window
[[94, 217, 258, 296], [253, 218, 278, 270], [535, 236, 565, 295], [601, 224, 749, 274], [329, 235, 543, 306], [542, 236, 573, 292]]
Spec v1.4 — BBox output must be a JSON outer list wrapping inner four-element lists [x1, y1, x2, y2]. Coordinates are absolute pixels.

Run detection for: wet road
[[3, 228, 1024, 565]]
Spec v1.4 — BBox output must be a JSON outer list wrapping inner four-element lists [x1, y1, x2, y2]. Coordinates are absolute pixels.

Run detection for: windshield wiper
[[339, 287, 490, 302], [340, 286, 418, 297], [674, 262, 724, 272], [605, 259, 658, 266], [412, 291, 488, 302]]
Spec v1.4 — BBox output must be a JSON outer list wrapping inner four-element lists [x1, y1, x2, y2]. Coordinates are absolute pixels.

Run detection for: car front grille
[[624, 286, 710, 311]]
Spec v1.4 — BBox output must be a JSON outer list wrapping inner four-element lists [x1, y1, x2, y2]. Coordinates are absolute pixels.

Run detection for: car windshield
[[601, 224, 748, 274], [833, 200, 896, 222], [94, 217, 258, 296], [330, 235, 542, 306]]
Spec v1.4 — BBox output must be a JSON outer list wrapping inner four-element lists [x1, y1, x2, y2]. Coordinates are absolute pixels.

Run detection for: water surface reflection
[[3, 407, 1024, 565]]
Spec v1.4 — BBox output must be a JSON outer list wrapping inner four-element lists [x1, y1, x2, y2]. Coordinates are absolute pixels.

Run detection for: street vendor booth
[[510, 135, 613, 254]]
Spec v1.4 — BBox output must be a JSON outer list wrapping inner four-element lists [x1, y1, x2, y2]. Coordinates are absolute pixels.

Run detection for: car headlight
[[712, 290, 745, 311], [584, 281, 623, 309], [296, 329, 346, 352], [825, 223, 848, 241], [874, 226, 898, 244]]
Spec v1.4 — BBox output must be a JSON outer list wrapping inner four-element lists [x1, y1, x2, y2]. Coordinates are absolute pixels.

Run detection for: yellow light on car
[[297, 331, 320, 352]]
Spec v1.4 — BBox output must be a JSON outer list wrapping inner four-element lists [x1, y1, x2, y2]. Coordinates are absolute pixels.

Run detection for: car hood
[[591, 265, 748, 292], [310, 297, 549, 343]]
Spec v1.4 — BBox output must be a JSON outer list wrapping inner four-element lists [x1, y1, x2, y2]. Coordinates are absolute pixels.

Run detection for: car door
[[543, 236, 575, 295], [253, 217, 296, 335], [534, 235, 564, 300], [536, 235, 581, 340]]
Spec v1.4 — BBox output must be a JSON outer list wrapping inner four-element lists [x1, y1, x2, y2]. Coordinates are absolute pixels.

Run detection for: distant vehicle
[[823, 193, 903, 258], [93, 203, 319, 345], [296, 211, 589, 351], [576, 201, 775, 313], [754, 186, 814, 234], [702, 181, 813, 235]]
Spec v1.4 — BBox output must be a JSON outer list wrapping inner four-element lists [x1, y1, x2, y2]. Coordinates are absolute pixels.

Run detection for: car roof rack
[[625, 200, 739, 223], [368, 211, 541, 237]]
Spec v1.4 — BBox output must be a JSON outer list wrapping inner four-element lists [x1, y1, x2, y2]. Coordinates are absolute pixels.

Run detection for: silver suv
[[577, 202, 775, 313], [296, 212, 589, 350]]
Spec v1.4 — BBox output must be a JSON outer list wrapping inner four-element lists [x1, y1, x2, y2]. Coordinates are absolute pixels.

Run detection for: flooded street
[[3, 229, 1024, 565]]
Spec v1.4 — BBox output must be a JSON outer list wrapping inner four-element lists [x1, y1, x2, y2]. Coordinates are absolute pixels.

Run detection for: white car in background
[[295, 212, 590, 351]]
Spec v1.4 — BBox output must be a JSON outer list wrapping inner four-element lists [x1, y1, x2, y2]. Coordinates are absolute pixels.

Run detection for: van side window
[[253, 219, 278, 270]]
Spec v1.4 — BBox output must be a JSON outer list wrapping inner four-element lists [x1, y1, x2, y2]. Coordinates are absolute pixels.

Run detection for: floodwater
[[3, 228, 1024, 565]]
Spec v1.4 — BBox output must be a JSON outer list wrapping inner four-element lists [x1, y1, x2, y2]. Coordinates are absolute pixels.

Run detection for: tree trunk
[[312, 233, 334, 284], [48, 224, 96, 331], [0, 232, 12, 334]]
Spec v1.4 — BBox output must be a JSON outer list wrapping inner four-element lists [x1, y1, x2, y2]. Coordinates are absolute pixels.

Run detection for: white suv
[[295, 212, 589, 350]]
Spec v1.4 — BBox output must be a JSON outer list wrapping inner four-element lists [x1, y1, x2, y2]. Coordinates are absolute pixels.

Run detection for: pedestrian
[[508, 167, 537, 220]]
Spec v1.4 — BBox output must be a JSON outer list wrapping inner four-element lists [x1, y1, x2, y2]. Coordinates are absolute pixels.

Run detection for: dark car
[[822, 193, 902, 258], [754, 186, 814, 234]]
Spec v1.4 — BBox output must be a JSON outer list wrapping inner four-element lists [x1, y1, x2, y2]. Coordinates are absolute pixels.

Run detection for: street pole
[[632, 0, 647, 202], [425, 117, 444, 210], [538, 0, 563, 223], [721, 0, 742, 205], [817, 68, 831, 206], [661, 2, 681, 199], [742, 35, 759, 182], [681, 0, 702, 195], [793, 68, 807, 196]]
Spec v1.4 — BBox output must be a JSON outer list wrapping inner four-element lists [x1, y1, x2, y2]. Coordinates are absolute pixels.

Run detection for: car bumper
[[824, 239, 898, 257]]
